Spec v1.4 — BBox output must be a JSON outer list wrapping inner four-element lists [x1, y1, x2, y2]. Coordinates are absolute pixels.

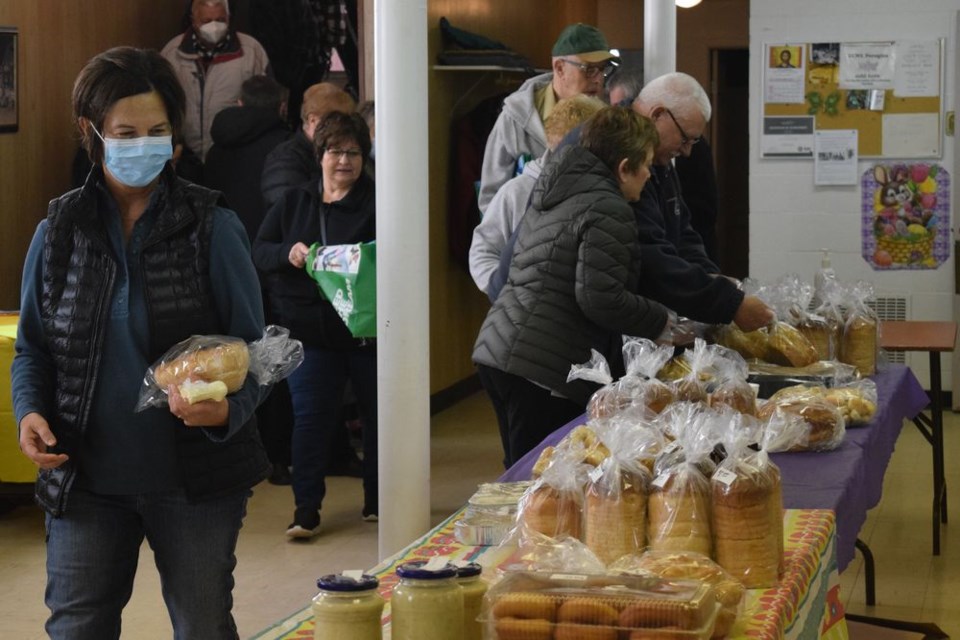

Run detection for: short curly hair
[[312, 111, 372, 165], [579, 106, 658, 175]]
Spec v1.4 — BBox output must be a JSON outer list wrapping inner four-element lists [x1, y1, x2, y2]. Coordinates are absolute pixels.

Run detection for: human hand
[[733, 296, 775, 332], [168, 385, 229, 428], [288, 242, 310, 269], [18, 412, 70, 469]]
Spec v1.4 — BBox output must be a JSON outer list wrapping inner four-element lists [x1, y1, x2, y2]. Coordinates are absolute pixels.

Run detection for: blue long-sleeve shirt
[[12, 185, 266, 495]]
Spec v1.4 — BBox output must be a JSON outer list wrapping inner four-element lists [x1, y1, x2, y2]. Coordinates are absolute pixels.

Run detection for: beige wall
[[0, 0, 184, 310]]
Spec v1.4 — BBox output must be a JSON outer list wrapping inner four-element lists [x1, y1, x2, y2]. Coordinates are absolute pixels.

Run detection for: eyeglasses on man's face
[[664, 108, 702, 147], [559, 58, 615, 80], [324, 147, 363, 160]]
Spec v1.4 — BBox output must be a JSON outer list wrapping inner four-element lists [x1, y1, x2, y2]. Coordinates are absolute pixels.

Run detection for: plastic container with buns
[[482, 571, 720, 640]]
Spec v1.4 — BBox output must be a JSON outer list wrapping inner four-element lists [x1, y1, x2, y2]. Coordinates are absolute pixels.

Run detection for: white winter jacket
[[161, 31, 270, 160]]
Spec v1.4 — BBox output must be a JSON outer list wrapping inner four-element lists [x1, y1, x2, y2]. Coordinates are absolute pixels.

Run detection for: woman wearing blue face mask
[[11, 46, 269, 639]]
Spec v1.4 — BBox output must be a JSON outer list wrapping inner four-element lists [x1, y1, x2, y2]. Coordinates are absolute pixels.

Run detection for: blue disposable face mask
[[91, 124, 173, 187]]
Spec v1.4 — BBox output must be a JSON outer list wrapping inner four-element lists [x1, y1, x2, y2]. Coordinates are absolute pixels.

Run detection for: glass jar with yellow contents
[[456, 562, 487, 640], [391, 560, 463, 640], [312, 573, 384, 640]]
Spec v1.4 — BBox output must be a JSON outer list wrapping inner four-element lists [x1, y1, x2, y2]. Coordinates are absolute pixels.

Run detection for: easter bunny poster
[[862, 163, 950, 270]]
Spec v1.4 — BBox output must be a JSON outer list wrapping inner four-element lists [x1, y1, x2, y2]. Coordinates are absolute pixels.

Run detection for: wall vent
[[868, 295, 909, 364]]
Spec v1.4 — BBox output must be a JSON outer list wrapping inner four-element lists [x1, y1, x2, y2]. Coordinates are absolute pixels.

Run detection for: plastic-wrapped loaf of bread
[[582, 420, 660, 565], [647, 408, 715, 558], [823, 380, 878, 426], [483, 572, 720, 640], [715, 324, 770, 362], [135, 325, 304, 411], [671, 338, 720, 405], [765, 321, 819, 368], [531, 425, 610, 479], [518, 442, 590, 540], [610, 550, 745, 639], [838, 280, 879, 376], [706, 344, 755, 416], [710, 412, 783, 589], [757, 385, 846, 452], [580, 339, 677, 420]]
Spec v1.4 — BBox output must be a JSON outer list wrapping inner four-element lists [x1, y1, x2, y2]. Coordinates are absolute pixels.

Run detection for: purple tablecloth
[[497, 364, 930, 572]]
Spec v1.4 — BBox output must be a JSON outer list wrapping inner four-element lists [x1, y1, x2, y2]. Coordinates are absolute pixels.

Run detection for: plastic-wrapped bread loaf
[[584, 465, 649, 565], [840, 315, 878, 376], [647, 469, 712, 558]]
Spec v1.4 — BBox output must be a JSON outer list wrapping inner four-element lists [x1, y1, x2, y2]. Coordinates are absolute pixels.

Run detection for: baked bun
[[154, 339, 250, 394]]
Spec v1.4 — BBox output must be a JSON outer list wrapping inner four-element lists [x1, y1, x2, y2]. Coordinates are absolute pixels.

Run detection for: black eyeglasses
[[664, 109, 702, 147], [325, 147, 363, 160], [559, 58, 614, 80]]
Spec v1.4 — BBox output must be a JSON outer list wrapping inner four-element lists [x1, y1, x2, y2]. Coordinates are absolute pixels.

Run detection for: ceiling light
[[676, 0, 702, 7]]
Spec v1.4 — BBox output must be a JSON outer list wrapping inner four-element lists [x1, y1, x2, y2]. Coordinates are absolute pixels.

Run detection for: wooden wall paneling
[[0, 0, 185, 310]]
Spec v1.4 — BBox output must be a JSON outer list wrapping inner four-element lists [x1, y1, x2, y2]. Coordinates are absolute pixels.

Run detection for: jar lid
[[396, 560, 458, 580], [317, 573, 379, 592], [456, 562, 482, 578]]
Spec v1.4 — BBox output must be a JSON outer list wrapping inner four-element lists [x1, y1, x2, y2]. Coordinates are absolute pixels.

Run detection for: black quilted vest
[[35, 168, 268, 516]]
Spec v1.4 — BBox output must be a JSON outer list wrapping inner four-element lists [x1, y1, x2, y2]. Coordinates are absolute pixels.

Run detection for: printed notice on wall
[[815, 130, 858, 185], [839, 42, 895, 90], [882, 113, 940, 157], [764, 44, 806, 103], [761, 116, 814, 158], [894, 40, 940, 97]]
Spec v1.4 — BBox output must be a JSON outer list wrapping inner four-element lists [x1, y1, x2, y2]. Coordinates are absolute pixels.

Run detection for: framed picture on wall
[[0, 27, 17, 133]]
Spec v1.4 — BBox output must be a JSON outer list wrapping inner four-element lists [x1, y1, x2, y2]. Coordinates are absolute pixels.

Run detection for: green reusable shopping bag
[[305, 241, 377, 338]]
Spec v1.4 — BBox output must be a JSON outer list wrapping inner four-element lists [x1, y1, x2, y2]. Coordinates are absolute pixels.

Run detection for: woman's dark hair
[[72, 47, 185, 164], [579, 106, 658, 175], [312, 111, 372, 164]]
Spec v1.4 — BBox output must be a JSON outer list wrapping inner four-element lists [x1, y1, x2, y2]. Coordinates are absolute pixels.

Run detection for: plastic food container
[[481, 571, 719, 640]]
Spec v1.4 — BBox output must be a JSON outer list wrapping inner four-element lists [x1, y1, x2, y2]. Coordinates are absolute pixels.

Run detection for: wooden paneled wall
[[0, 0, 184, 310]]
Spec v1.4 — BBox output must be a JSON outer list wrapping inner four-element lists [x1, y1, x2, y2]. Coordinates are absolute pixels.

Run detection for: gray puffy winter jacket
[[473, 145, 669, 405]]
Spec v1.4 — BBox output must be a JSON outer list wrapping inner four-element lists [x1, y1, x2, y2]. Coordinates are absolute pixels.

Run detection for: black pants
[[476, 364, 585, 469]]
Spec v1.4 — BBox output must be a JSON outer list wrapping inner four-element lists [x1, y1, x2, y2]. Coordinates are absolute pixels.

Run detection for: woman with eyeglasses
[[253, 111, 378, 537]]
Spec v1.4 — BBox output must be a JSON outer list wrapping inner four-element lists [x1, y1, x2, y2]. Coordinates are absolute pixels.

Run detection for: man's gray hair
[[193, 0, 230, 17], [607, 66, 644, 104], [634, 72, 711, 122]]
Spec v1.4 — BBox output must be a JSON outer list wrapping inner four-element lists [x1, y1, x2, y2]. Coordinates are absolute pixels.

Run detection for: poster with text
[[861, 163, 950, 270]]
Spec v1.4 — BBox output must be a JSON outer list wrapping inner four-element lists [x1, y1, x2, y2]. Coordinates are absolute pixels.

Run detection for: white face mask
[[198, 21, 228, 45]]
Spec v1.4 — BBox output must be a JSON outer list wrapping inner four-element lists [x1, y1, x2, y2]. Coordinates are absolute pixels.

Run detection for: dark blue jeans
[[44, 487, 250, 640], [287, 346, 378, 512]]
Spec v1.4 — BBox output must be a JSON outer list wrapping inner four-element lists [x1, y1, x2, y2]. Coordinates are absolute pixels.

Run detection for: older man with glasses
[[628, 72, 774, 333], [477, 23, 617, 214]]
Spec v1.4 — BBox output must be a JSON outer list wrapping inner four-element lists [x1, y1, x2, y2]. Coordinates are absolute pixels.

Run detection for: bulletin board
[[762, 40, 943, 158]]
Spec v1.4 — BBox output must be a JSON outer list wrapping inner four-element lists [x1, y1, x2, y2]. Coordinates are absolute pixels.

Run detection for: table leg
[[855, 538, 876, 606], [929, 352, 946, 555]]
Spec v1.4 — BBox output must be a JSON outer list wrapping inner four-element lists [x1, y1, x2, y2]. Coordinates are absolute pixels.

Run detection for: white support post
[[374, 0, 432, 560], [644, 0, 677, 82]]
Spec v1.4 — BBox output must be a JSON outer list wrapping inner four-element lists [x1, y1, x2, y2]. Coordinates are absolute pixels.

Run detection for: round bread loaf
[[154, 340, 250, 393], [494, 617, 554, 640], [557, 598, 619, 626], [492, 593, 557, 622]]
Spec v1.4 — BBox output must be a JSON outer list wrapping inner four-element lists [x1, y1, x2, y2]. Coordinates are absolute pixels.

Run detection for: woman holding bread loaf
[[11, 47, 270, 639], [473, 106, 673, 467], [253, 110, 378, 537]]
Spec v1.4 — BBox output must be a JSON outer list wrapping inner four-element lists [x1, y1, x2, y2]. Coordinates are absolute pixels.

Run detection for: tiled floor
[[1, 390, 958, 638]]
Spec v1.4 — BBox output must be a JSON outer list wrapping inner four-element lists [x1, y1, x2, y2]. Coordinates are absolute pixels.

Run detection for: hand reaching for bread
[[733, 296, 775, 333], [167, 384, 229, 427]]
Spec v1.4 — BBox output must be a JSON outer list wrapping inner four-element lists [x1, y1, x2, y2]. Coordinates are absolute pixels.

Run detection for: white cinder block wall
[[749, 0, 960, 390]]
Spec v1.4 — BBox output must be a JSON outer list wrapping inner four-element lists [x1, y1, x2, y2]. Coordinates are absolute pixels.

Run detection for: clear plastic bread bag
[[609, 549, 745, 638], [517, 442, 589, 540], [839, 280, 879, 376], [707, 345, 756, 416], [791, 275, 835, 361], [710, 410, 783, 588], [583, 420, 658, 566], [136, 325, 304, 411], [823, 378, 878, 426], [672, 338, 716, 404], [647, 406, 715, 558], [757, 385, 846, 451]]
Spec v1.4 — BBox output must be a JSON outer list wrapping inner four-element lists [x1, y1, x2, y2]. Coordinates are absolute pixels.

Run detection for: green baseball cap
[[552, 23, 614, 63]]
